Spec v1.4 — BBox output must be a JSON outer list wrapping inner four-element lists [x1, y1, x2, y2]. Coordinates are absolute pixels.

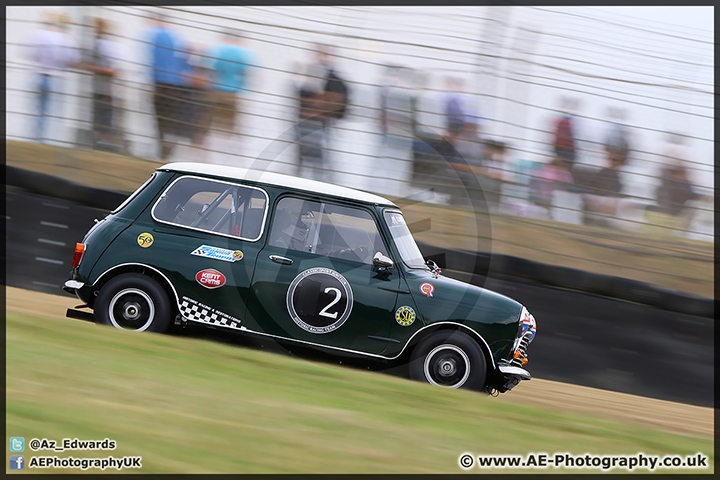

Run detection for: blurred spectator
[[207, 29, 256, 151], [603, 107, 631, 167], [446, 118, 485, 207], [439, 75, 489, 206], [184, 43, 212, 158], [29, 10, 80, 143], [383, 66, 416, 140], [582, 153, 628, 227], [480, 139, 511, 213], [407, 69, 427, 139], [293, 44, 350, 181], [293, 62, 326, 180], [443, 76, 471, 142], [658, 132, 692, 171], [146, 14, 190, 160], [377, 64, 400, 139], [452, 118, 484, 170], [650, 163, 698, 217], [528, 156, 574, 219], [83, 17, 128, 152], [408, 71, 454, 194], [375, 65, 416, 197], [551, 97, 579, 171], [314, 44, 350, 123], [647, 133, 698, 217]]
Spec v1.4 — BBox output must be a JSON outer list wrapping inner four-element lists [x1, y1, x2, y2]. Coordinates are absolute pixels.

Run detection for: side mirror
[[373, 252, 393, 269], [425, 259, 441, 276]]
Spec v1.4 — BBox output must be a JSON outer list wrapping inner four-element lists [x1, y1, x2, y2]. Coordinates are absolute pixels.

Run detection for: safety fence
[[6, 5, 713, 297]]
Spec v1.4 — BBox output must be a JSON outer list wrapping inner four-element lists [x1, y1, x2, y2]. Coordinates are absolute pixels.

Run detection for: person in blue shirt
[[444, 76, 472, 143], [146, 14, 189, 160], [207, 29, 256, 145]]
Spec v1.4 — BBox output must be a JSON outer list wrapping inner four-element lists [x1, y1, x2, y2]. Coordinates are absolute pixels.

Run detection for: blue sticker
[[191, 245, 243, 262]]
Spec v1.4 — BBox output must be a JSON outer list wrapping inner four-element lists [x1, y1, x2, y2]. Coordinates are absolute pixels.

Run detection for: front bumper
[[492, 306, 536, 393], [497, 365, 531, 392]]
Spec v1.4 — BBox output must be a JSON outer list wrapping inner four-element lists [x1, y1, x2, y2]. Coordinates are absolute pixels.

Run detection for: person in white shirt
[[29, 11, 80, 143]]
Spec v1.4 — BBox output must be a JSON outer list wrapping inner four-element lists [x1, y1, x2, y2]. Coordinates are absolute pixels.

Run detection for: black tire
[[95, 273, 172, 333], [409, 330, 487, 390]]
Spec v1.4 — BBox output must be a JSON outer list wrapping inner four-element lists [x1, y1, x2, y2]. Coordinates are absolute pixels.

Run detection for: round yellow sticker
[[232, 250, 244, 261], [395, 306, 416, 326], [137, 232, 154, 248]]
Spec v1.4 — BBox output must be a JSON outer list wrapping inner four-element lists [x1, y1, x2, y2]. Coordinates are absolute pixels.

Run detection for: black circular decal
[[286, 267, 354, 334]]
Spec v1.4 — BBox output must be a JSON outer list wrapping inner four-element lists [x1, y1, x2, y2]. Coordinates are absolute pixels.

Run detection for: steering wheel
[[353, 244, 370, 263], [333, 244, 370, 262]]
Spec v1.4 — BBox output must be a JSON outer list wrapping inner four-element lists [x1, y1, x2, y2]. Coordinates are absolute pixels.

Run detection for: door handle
[[269, 255, 293, 265]]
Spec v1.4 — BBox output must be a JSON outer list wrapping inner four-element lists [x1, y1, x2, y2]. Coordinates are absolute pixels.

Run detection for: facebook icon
[[10, 455, 25, 470]]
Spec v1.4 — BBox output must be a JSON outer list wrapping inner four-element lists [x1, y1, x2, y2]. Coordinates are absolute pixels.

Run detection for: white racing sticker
[[286, 267, 354, 334], [180, 296, 242, 329], [190, 245, 244, 262]]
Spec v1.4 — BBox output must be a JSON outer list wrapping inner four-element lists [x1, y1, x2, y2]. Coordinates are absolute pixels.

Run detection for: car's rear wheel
[[409, 331, 487, 390], [95, 273, 171, 333]]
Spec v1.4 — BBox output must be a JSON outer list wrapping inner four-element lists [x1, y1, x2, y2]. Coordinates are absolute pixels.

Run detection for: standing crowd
[[25, 10, 700, 231]]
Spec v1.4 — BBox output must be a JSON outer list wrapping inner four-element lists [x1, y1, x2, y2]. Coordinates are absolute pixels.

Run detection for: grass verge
[[5, 308, 713, 474]]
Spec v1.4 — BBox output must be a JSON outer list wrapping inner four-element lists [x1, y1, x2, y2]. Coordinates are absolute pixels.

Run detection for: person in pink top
[[529, 156, 573, 219]]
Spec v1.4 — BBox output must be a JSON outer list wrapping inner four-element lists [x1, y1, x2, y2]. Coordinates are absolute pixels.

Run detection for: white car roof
[[158, 163, 397, 207]]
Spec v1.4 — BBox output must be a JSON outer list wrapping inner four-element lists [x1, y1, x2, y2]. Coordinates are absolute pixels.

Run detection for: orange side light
[[72, 243, 85, 268]]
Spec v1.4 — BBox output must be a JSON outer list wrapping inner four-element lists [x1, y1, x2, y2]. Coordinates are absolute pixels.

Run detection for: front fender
[[405, 272, 523, 365]]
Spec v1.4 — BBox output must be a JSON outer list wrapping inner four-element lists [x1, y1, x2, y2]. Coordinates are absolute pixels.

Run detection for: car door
[[149, 176, 269, 328], [248, 196, 402, 354]]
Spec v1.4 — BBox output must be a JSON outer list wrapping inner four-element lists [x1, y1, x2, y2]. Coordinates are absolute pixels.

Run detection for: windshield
[[384, 210, 426, 268]]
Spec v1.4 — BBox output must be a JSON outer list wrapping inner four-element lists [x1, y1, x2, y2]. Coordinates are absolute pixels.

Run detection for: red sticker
[[196, 269, 226, 289], [420, 282, 435, 297]]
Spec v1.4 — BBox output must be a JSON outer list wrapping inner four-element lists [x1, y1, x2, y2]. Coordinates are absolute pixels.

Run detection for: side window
[[269, 197, 387, 264], [152, 177, 268, 241]]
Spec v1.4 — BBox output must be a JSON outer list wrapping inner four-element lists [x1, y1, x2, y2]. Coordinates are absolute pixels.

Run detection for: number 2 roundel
[[286, 267, 354, 334]]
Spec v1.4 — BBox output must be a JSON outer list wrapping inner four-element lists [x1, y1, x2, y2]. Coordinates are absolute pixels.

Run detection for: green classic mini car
[[64, 163, 536, 394]]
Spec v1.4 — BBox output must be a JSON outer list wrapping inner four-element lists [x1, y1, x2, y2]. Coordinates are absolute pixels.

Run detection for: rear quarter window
[[152, 176, 269, 241]]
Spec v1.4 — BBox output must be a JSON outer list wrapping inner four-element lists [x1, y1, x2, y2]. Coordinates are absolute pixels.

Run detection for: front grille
[[509, 307, 536, 367], [510, 335, 532, 367]]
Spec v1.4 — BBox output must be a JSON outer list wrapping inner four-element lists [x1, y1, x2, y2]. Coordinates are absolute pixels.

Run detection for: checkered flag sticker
[[180, 296, 243, 329]]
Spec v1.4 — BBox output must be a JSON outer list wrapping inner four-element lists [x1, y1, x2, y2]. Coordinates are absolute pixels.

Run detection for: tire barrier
[[415, 241, 712, 319], [6, 165, 127, 211]]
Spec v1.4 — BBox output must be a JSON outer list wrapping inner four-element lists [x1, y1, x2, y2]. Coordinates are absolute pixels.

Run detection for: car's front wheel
[[95, 273, 172, 333], [409, 331, 487, 390]]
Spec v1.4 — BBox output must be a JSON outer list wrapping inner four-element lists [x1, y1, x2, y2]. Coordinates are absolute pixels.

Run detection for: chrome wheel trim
[[108, 288, 155, 332], [423, 344, 471, 388]]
